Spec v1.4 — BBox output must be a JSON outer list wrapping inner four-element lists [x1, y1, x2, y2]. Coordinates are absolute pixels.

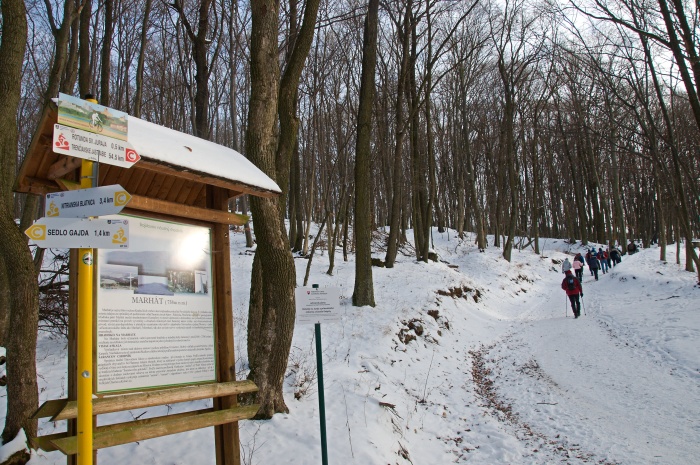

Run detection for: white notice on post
[[295, 287, 341, 325]]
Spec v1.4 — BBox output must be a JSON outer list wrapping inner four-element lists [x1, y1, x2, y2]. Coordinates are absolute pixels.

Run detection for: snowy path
[[481, 264, 700, 465], [14, 235, 699, 465]]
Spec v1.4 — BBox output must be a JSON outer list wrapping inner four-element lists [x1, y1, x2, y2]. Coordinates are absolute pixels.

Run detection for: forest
[[0, 0, 699, 459]]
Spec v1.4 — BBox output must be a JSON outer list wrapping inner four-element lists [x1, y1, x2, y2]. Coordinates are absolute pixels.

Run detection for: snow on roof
[[128, 116, 281, 194]]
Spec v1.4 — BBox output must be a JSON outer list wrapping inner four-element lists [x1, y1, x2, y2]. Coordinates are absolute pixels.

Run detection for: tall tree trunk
[[170, 0, 216, 139], [242, 195, 254, 248], [246, 0, 292, 418], [654, 168, 667, 261], [531, 123, 540, 254], [290, 143, 304, 252], [78, 0, 93, 98], [133, 0, 153, 117], [458, 61, 486, 249], [499, 63, 518, 262], [421, 0, 436, 262], [61, 11, 80, 93], [246, 0, 320, 418], [0, 0, 39, 451], [302, 158, 315, 256], [557, 108, 588, 245], [278, 0, 321, 255], [100, 0, 114, 106], [385, 2, 411, 268], [226, 5, 254, 249], [276, 0, 320, 197], [409, 18, 427, 261], [352, 0, 379, 307], [582, 130, 605, 243], [343, 192, 351, 262], [610, 147, 626, 250], [640, 27, 700, 277]]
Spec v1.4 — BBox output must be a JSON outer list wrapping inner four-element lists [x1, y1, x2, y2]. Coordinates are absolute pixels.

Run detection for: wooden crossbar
[[33, 380, 258, 421], [33, 405, 259, 455]]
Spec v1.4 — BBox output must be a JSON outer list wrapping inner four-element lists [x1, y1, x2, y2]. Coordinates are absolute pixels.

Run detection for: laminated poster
[[96, 215, 216, 393]]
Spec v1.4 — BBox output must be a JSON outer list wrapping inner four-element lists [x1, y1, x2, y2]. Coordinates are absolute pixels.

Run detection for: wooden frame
[[32, 381, 259, 454]]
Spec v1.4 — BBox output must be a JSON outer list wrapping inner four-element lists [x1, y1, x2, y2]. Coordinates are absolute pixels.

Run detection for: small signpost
[[45, 184, 132, 218], [25, 217, 129, 249], [296, 287, 341, 325], [295, 285, 341, 465]]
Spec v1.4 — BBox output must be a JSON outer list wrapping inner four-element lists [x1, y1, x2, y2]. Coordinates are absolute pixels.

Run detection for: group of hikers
[[560, 245, 625, 319]]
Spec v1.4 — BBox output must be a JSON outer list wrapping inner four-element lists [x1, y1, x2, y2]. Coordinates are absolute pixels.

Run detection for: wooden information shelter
[[15, 98, 280, 465]]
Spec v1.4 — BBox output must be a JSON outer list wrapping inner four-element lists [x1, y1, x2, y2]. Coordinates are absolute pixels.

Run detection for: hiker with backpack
[[598, 248, 609, 274], [587, 249, 600, 280], [610, 247, 622, 266], [561, 270, 583, 318]]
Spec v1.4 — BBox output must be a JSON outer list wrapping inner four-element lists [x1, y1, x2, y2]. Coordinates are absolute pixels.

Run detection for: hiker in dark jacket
[[587, 249, 600, 280], [561, 270, 583, 318], [585, 250, 594, 275], [598, 248, 609, 274], [610, 247, 621, 266]]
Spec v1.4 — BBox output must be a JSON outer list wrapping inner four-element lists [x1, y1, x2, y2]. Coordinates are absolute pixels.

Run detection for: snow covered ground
[[4, 228, 699, 464]]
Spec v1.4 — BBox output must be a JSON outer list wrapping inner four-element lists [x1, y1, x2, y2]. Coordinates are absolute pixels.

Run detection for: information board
[[95, 215, 216, 393]]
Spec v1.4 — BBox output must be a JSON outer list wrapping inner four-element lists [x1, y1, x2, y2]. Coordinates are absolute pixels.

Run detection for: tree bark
[[78, 0, 93, 97], [99, 0, 114, 106], [170, 0, 218, 139], [385, 2, 411, 268], [0, 0, 39, 446], [352, 0, 379, 307], [245, 0, 294, 418], [133, 0, 153, 117]]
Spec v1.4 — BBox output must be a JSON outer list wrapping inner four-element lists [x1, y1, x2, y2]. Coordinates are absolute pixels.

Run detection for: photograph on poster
[[96, 215, 216, 393], [99, 264, 138, 290], [100, 249, 209, 296]]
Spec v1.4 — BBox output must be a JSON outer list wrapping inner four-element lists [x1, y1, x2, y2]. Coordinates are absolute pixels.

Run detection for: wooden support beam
[[30, 432, 67, 452], [18, 176, 57, 196], [32, 399, 68, 420], [48, 405, 260, 455], [32, 409, 213, 452], [33, 380, 258, 421], [47, 156, 82, 180], [125, 194, 249, 225]]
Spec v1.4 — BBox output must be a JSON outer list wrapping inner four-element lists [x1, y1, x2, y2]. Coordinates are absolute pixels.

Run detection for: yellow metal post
[[77, 157, 94, 464]]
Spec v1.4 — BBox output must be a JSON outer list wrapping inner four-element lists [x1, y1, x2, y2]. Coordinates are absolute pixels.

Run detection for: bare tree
[[489, 0, 543, 261], [353, 0, 380, 307], [169, 0, 223, 139]]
